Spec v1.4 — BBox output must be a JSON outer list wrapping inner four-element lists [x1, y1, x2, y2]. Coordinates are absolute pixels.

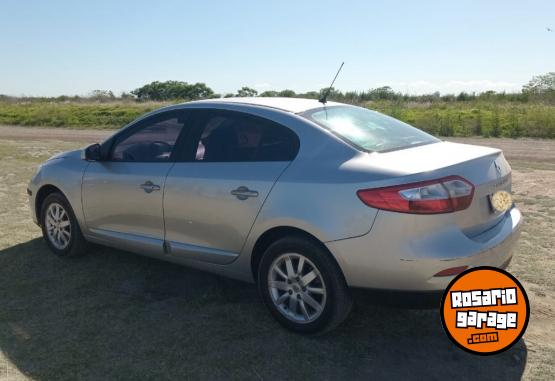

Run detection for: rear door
[[164, 109, 299, 264], [82, 110, 190, 255]]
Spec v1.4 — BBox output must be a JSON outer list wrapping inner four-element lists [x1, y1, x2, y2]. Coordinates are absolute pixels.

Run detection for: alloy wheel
[[268, 253, 327, 323], [45, 202, 71, 250]]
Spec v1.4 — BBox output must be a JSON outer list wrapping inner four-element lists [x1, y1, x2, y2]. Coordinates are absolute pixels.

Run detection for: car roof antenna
[[319, 62, 344, 104]]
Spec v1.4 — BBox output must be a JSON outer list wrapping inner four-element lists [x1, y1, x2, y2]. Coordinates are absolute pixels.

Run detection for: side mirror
[[83, 143, 102, 161]]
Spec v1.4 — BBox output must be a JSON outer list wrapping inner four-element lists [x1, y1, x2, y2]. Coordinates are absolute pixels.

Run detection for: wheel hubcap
[[45, 202, 71, 250], [268, 253, 327, 323]]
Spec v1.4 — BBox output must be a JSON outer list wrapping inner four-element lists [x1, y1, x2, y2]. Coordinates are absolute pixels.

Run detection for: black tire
[[40, 192, 88, 257], [258, 236, 353, 334]]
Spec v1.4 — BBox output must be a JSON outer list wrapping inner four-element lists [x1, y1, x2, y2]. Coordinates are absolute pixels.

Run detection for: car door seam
[[80, 161, 92, 231], [237, 160, 295, 257], [162, 162, 177, 253]]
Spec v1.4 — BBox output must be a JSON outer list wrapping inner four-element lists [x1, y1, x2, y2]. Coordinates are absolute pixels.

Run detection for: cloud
[[386, 80, 521, 95]]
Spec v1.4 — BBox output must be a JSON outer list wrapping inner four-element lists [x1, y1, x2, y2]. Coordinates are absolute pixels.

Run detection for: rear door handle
[[140, 181, 160, 194], [231, 186, 259, 200]]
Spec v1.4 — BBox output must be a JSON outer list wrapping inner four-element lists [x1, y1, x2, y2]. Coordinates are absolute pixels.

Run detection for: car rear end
[[325, 142, 522, 291], [301, 105, 522, 291]]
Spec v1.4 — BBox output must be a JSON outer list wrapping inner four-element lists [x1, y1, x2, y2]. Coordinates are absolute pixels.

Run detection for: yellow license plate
[[490, 190, 513, 213]]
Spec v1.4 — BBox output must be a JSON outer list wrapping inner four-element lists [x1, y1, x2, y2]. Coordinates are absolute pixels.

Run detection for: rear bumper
[[326, 206, 522, 291]]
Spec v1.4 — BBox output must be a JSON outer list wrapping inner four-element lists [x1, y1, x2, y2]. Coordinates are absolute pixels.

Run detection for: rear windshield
[[302, 106, 439, 152]]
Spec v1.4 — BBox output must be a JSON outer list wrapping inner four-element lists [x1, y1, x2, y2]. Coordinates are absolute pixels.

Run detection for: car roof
[[186, 97, 343, 114]]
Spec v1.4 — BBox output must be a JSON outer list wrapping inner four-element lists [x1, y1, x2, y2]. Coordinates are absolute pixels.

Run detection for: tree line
[[1, 73, 554, 105], [127, 72, 555, 104]]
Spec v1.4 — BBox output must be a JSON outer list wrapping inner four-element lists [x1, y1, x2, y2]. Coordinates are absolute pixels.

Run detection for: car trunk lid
[[360, 141, 512, 236]]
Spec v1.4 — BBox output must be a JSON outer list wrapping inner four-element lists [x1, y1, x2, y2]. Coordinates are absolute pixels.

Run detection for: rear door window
[[192, 111, 299, 162]]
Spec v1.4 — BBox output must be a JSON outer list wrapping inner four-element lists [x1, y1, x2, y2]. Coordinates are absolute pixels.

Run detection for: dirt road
[[0, 125, 110, 143], [1, 125, 552, 164]]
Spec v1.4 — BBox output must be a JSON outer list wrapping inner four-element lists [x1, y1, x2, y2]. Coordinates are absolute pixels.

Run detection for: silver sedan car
[[28, 97, 522, 333]]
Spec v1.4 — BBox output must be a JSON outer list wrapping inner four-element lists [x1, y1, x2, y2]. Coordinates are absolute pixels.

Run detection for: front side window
[[302, 106, 439, 153], [193, 112, 299, 162], [111, 112, 187, 162]]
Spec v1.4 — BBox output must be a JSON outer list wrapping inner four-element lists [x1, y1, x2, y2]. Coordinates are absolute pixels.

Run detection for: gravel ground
[[0, 130, 553, 380]]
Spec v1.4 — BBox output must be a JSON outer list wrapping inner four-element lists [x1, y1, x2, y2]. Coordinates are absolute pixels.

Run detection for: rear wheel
[[258, 236, 352, 334], [40, 192, 88, 257]]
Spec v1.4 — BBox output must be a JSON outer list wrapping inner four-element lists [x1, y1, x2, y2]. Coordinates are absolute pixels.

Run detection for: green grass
[[1, 99, 555, 138], [0, 101, 170, 129], [369, 100, 555, 138]]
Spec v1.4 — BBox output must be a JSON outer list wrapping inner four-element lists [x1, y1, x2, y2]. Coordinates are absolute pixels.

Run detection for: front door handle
[[140, 181, 160, 194], [231, 186, 259, 200]]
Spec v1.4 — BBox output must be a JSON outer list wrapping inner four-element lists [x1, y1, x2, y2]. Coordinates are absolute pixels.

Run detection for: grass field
[[1, 99, 555, 138], [0, 101, 165, 129], [0, 135, 554, 380], [370, 101, 555, 138]]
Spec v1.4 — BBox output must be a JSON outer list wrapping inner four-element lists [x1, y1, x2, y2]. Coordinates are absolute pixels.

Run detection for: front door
[[164, 109, 299, 264], [82, 110, 189, 255]]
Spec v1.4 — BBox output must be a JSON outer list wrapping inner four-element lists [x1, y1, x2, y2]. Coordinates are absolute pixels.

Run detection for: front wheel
[[40, 192, 88, 257], [258, 236, 353, 334]]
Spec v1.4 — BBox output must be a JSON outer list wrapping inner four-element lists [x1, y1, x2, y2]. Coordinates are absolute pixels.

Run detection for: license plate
[[489, 190, 512, 213]]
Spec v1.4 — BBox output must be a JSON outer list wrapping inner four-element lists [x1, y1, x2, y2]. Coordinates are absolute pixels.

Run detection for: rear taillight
[[357, 176, 474, 214]]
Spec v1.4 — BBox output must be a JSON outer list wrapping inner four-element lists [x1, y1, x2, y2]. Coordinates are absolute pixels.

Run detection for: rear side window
[[193, 112, 299, 162], [302, 106, 439, 152]]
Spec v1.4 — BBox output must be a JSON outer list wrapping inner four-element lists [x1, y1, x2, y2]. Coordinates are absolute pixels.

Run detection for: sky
[[0, 0, 553, 96]]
